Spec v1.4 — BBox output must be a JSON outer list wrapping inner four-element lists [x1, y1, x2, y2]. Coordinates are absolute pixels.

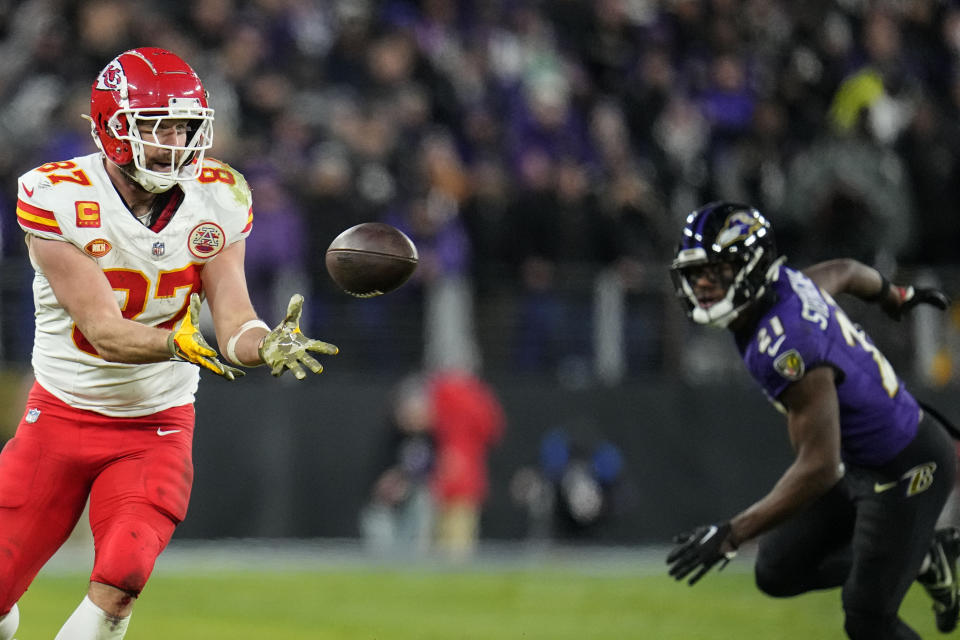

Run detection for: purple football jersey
[[735, 265, 919, 466]]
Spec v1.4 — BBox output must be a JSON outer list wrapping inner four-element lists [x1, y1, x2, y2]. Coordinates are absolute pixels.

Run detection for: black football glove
[[666, 521, 738, 586], [882, 285, 950, 321]]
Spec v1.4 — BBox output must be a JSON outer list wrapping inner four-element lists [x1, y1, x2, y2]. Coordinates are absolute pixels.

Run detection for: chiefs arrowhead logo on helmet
[[95, 60, 125, 92]]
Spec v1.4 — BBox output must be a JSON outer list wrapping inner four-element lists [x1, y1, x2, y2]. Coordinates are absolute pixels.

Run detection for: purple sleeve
[[739, 271, 834, 401], [742, 315, 829, 401]]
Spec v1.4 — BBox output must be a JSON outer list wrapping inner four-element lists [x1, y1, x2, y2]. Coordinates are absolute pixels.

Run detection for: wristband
[[727, 526, 740, 550], [866, 274, 891, 303], [166, 331, 178, 358], [225, 319, 270, 366]]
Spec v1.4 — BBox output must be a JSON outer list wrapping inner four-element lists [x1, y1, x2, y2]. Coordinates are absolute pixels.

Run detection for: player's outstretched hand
[[883, 285, 950, 321], [168, 293, 245, 381], [666, 522, 738, 586], [259, 294, 339, 379]]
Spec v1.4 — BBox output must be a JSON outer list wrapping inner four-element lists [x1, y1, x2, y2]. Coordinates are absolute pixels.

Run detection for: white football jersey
[[16, 153, 253, 416]]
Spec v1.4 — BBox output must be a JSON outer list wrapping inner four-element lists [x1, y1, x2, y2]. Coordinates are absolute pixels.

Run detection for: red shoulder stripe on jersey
[[16, 199, 61, 234], [241, 207, 253, 233]]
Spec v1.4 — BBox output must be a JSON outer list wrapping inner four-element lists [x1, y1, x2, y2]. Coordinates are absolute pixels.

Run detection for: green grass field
[[12, 546, 945, 640]]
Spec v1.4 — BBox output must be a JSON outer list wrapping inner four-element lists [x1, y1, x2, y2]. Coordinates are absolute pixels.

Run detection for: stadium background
[[2, 0, 960, 541], [1, 0, 960, 628]]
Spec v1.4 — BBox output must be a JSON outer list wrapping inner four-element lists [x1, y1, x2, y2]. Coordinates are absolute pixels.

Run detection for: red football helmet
[[89, 47, 215, 192]]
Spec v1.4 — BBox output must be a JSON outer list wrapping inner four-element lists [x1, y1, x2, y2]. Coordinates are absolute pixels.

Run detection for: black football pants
[[753, 414, 957, 639]]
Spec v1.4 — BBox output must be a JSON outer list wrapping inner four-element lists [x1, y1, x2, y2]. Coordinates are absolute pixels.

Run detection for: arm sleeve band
[[225, 319, 270, 366], [864, 274, 891, 303]]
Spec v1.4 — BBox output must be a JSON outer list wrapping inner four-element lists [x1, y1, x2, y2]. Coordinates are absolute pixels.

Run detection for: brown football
[[325, 222, 418, 297]]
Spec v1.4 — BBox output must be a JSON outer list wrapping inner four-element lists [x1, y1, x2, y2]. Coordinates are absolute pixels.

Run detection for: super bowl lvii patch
[[774, 349, 805, 381]]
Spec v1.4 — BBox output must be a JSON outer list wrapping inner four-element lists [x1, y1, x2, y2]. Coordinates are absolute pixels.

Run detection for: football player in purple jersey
[[666, 202, 957, 639]]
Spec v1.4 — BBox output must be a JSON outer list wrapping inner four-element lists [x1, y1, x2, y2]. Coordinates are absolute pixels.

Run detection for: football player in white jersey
[[3, 47, 337, 640]]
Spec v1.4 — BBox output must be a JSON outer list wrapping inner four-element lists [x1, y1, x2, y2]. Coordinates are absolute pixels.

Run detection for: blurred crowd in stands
[[1, 0, 959, 372]]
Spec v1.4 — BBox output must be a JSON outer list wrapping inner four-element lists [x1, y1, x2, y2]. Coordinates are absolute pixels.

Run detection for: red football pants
[[0, 382, 194, 612]]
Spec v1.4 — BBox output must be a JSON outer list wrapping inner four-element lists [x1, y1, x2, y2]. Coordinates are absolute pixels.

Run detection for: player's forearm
[[729, 456, 842, 546], [802, 259, 886, 300], [735, 366, 845, 544], [81, 317, 173, 363]]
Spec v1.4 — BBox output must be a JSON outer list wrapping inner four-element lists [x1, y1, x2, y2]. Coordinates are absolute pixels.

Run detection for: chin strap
[[691, 301, 737, 327], [690, 283, 741, 327], [118, 164, 176, 193]]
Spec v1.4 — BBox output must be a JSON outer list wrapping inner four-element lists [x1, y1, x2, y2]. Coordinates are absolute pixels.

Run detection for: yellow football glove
[[259, 294, 339, 379], [168, 293, 245, 381]]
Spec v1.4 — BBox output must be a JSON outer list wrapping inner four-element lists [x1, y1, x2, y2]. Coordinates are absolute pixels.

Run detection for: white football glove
[[259, 294, 338, 379]]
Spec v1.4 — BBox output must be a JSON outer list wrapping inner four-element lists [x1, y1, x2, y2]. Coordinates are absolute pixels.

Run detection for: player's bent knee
[[90, 519, 165, 596], [754, 560, 803, 598]]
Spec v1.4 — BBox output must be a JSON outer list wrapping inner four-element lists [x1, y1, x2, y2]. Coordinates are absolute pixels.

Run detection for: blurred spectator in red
[[429, 369, 505, 561]]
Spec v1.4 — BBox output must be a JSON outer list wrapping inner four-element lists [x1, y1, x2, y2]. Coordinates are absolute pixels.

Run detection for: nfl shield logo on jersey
[[25, 408, 40, 423], [152, 241, 165, 258]]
